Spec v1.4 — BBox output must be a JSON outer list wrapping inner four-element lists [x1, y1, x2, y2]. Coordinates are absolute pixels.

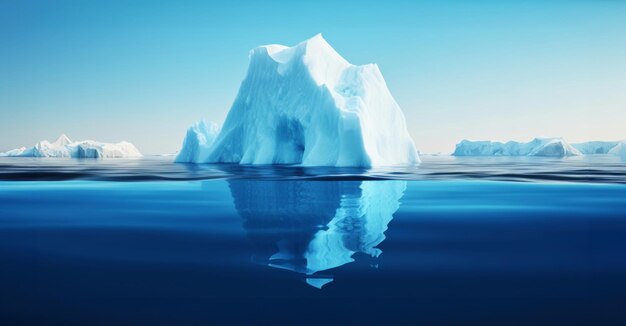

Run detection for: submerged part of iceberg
[[452, 138, 582, 157], [0, 134, 142, 158], [178, 34, 418, 167], [175, 120, 220, 163], [228, 179, 406, 288]]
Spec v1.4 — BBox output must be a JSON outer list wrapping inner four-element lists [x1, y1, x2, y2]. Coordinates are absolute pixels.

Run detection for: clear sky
[[1, 0, 625, 154]]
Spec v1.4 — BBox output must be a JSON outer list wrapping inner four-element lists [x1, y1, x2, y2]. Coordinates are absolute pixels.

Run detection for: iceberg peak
[[261, 33, 346, 64], [178, 35, 418, 167], [52, 134, 72, 147], [255, 33, 350, 90]]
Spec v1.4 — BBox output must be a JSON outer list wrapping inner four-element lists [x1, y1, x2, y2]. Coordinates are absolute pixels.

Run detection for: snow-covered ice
[[175, 120, 220, 163], [0, 134, 142, 158], [177, 34, 418, 167], [572, 141, 620, 155], [608, 141, 626, 161], [452, 138, 582, 157]]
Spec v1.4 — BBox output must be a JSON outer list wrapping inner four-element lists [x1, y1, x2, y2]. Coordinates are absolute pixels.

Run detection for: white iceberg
[[0, 134, 142, 158], [608, 141, 626, 160], [175, 120, 220, 163], [452, 138, 582, 157], [572, 141, 620, 155], [177, 34, 418, 167]]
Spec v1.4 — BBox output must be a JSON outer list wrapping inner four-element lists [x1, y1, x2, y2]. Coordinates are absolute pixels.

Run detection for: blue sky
[[1, 0, 625, 154]]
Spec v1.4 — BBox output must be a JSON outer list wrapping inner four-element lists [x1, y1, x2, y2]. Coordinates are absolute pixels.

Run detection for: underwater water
[[1, 156, 625, 325]]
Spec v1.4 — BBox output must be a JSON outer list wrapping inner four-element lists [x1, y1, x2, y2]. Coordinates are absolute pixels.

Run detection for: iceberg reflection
[[228, 180, 406, 288]]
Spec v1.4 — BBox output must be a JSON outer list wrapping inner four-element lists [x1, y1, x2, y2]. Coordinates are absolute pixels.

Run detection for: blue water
[[1, 157, 626, 325]]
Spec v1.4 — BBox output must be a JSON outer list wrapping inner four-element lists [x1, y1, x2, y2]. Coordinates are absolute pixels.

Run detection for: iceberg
[[177, 34, 418, 167], [174, 120, 220, 163], [452, 138, 582, 157], [0, 134, 142, 158], [572, 141, 620, 155], [228, 179, 406, 288], [608, 141, 626, 160]]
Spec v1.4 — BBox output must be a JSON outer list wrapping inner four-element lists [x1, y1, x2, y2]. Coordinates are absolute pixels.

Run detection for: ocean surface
[[1, 156, 625, 325]]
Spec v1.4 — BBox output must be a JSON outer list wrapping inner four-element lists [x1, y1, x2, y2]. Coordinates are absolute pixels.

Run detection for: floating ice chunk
[[0, 134, 142, 158]]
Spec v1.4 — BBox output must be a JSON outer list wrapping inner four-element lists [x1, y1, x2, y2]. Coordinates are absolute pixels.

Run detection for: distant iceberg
[[572, 141, 621, 155], [608, 142, 626, 160], [0, 134, 142, 158], [452, 138, 582, 157], [177, 34, 418, 167]]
